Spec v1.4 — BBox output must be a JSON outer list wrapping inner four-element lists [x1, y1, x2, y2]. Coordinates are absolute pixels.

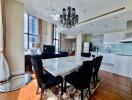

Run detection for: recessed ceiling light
[[91, 23, 93, 26], [83, 10, 87, 13]]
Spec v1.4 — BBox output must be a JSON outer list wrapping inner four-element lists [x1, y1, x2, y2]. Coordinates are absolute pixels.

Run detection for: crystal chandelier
[[60, 0, 78, 29]]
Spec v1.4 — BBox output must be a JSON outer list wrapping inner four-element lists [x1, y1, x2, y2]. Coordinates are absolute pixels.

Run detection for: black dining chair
[[32, 58, 63, 100], [64, 60, 94, 100], [28, 55, 42, 72], [30, 55, 42, 68], [31, 55, 46, 94], [92, 56, 103, 87]]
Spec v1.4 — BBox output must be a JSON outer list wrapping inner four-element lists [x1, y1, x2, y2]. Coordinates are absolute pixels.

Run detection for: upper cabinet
[[103, 32, 125, 44], [92, 34, 103, 46], [125, 21, 132, 35]]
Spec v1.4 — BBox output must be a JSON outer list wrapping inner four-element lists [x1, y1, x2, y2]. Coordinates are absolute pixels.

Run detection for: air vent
[[78, 7, 125, 25]]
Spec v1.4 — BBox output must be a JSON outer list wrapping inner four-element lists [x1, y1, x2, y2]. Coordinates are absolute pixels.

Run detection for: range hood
[[119, 37, 132, 43]]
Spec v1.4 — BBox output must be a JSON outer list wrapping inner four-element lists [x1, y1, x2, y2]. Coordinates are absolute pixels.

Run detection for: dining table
[[42, 56, 93, 77]]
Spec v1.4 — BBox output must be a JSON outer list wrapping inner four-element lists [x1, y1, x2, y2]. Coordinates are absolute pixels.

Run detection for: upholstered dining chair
[[30, 55, 42, 69], [92, 56, 103, 87], [64, 60, 94, 100], [32, 57, 63, 100], [31, 55, 45, 94], [26, 54, 42, 72]]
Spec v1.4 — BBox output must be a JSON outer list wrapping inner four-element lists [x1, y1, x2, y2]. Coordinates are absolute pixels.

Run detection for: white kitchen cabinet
[[91, 52, 115, 73], [100, 53, 115, 65], [114, 55, 131, 78], [103, 32, 125, 44], [91, 52, 115, 64], [99, 53, 115, 73], [91, 52, 132, 78]]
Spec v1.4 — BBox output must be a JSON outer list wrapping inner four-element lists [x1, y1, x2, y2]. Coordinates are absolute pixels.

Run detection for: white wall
[[126, 0, 132, 11], [5, 0, 24, 75], [76, 34, 82, 58]]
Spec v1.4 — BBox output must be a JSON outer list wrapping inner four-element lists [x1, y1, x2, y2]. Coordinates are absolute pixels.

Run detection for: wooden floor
[[0, 70, 132, 100]]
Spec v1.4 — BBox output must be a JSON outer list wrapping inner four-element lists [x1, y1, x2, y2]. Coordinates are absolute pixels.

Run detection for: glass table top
[[0, 74, 32, 92]]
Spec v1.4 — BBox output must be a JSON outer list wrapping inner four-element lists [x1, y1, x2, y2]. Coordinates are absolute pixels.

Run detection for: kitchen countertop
[[116, 53, 132, 56], [91, 51, 132, 56]]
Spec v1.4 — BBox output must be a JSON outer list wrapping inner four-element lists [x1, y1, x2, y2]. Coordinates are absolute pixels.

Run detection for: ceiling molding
[[78, 7, 125, 25]]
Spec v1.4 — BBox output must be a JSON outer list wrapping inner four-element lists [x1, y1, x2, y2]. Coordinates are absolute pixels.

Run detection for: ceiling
[[16, 0, 132, 34], [62, 10, 130, 34]]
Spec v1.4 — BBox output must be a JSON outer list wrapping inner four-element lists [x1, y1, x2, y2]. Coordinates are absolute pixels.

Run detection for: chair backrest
[[93, 56, 103, 76], [79, 60, 94, 87], [30, 55, 42, 66], [98, 55, 103, 67], [31, 57, 44, 88]]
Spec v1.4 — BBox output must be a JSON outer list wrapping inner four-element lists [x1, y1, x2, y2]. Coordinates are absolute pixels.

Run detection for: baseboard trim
[[11, 70, 24, 76]]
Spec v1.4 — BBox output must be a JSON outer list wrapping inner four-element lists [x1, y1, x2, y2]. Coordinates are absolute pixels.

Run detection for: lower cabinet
[[114, 55, 132, 78], [91, 52, 132, 78]]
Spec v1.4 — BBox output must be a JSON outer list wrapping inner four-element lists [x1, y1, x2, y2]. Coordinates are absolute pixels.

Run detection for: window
[[24, 13, 38, 49], [53, 26, 60, 53]]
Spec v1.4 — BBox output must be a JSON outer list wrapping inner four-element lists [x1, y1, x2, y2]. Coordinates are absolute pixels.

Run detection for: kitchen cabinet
[[91, 52, 132, 79], [103, 32, 125, 44], [91, 52, 115, 65], [114, 55, 132, 78], [91, 52, 115, 73], [100, 53, 115, 65]]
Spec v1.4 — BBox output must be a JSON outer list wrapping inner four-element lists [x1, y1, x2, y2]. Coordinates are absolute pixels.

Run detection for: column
[[76, 34, 82, 58], [5, 0, 24, 75]]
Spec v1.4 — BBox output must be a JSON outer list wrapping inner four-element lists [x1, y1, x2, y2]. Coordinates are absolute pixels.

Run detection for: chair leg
[[88, 84, 91, 96], [61, 82, 63, 95], [40, 89, 44, 100], [93, 76, 96, 87], [81, 89, 84, 100], [96, 76, 99, 82], [64, 81, 66, 92]]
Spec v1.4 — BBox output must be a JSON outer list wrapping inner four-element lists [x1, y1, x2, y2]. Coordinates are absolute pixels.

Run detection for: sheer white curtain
[[0, 0, 10, 81]]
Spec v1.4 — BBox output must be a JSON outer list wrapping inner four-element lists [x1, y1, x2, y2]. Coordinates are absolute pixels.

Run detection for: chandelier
[[60, 0, 78, 29]]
